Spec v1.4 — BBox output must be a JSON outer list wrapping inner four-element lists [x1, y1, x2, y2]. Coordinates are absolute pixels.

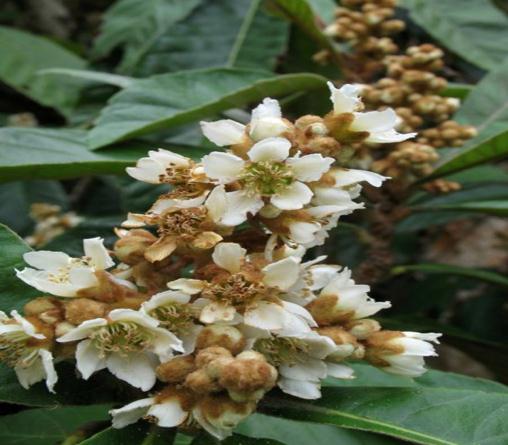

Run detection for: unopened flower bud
[[196, 395, 256, 433], [346, 318, 381, 339], [196, 325, 246, 355], [185, 369, 222, 393], [195, 346, 233, 368], [157, 355, 196, 383], [64, 298, 108, 325], [114, 229, 157, 265]]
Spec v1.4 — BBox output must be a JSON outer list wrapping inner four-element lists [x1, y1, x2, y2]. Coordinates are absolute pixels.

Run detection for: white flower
[[167, 242, 316, 333], [126, 149, 193, 184], [327, 82, 416, 143], [110, 391, 254, 440], [140, 290, 202, 354], [310, 268, 392, 321], [367, 331, 441, 377], [201, 98, 289, 145], [252, 330, 354, 400], [0, 310, 57, 392], [57, 309, 183, 391], [202, 138, 334, 224], [16, 238, 114, 298]]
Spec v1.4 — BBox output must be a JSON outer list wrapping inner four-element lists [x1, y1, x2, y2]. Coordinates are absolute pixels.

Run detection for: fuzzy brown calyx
[[157, 355, 196, 383], [64, 298, 108, 325]]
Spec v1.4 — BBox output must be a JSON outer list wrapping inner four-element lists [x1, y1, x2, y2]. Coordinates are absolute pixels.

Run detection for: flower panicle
[[3, 86, 441, 440]]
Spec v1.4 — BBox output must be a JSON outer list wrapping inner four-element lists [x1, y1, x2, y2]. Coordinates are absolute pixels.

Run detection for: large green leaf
[[237, 413, 404, 444], [401, 0, 508, 71], [92, 0, 202, 72], [261, 378, 508, 445], [0, 405, 110, 445], [88, 69, 326, 149], [0, 223, 37, 312], [392, 263, 508, 287], [133, 0, 289, 76], [80, 424, 176, 445], [415, 200, 508, 216], [0, 362, 144, 407], [0, 26, 86, 115], [0, 128, 206, 182], [429, 59, 508, 178], [192, 433, 284, 445]]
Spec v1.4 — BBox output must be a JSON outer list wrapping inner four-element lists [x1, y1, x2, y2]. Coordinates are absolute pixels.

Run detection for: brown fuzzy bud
[[64, 298, 107, 325], [197, 394, 256, 432], [345, 319, 381, 339], [157, 355, 196, 383], [195, 346, 233, 368], [196, 325, 246, 355], [24, 297, 60, 315], [185, 369, 222, 393]]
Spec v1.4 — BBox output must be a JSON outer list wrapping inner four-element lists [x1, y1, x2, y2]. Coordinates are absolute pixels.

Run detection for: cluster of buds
[[323, 0, 476, 188], [25, 203, 82, 247], [324, 0, 404, 74], [1, 90, 440, 440]]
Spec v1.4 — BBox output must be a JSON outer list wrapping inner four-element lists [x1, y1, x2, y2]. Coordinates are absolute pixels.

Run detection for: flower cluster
[[1, 88, 440, 440], [323, 1, 477, 190]]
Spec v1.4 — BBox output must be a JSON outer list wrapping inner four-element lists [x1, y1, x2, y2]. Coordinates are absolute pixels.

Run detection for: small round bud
[[196, 325, 246, 355], [185, 369, 222, 393], [157, 355, 196, 383], [195, 346, 233, 368], [64, 298, 108, 325]]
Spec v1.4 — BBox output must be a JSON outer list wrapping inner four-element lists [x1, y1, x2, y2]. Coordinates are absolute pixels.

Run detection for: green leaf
[[238, 413, 405, 444], [306, 0, 337, 23], [0, 405, 110, 445], [0, 128, 207, 182], [92, 0, 202, 72], [88, 69, 326, 149], [270, 0, 336, 55], [441, 83, 473, 101], [0, 362, 144, 407], [192, 433, 284, 445], [392, 263, 508, 287], [80, 424, 176, 445], [416, 200, 508, 216], [130, 0, 289, 77], [0, 26, 86, 115], [401, 0, 508, 71], [38, 68, 134, 88], [0, 223, 37, 312], [261, 378, 508, 445]]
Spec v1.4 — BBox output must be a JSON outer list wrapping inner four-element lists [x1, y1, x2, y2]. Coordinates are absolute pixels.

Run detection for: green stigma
[[90, 321, 153, 357], [239, 161, 294, 196], [253, 337, 310, 367]]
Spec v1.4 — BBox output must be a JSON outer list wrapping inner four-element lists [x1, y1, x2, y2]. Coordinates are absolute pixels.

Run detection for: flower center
[[253, 337, 310, 366], [47, 257, 92, 284], [160, 207, 208, 237], [239, 161, 294, 196], [149, 303, 195, 335], [0, 330, 38, 368], [159, 164, 193, 185], [90, 321, 153, 357], [201, 274, 268, 311]]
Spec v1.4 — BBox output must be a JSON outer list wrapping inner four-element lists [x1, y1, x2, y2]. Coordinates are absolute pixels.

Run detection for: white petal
[[270, 182, 313, 210], [38, 349, 58, 392], [205, 186, 227, 223], [68, 267, 98, 289], [147, 400, 188, 427], [367, 128, 416, 143], [247, 137, 291, 162], [149, 149, 190, 167], [141, 290, 190, 313], [351, 109, 398, 132], [330, 168, 387, 188], [15, 358, 46, 390], [287, 154, 334, 182], [151, 327, 184, 359], [126, 158, 164, 184], [220, 191, 264, 226], [110, 398, 154, 429], [106, 352, 157, 391], [326, 363, 355, 379], [279, 358, 327, 381], [328, 82, 362, 114], [200, 120, 245, 146], [251, 98, 282, 120], [16, 268, 80, 297], [167, 278, 206, 295], [202, 152, 244, 183], [22, 251, 70, 271], [108, 309, 159, 329], [75, 339, 106, 379], [11, 310, 44, 339], [200, 302, 237, 324], [57, 318, 108, 343], [83, 237, 114, 270], [288, 221, 321, 244], [278, 377, 321, 399], [212, 243, 246, 273], [262, 257, 301, 291], [244, 302, 287, 330]]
